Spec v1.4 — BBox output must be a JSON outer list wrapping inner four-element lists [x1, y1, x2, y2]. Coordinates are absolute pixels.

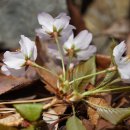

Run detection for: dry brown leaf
[[35, 37, 60, 94], [95, 119, 114, 130], [0, 113, 23, 126], [53, 103, 67, 115], [96, 54, 111, 69], [87, 85, 110, 125], [82, 119, 95, 130], [88, 96, 109, 125], [0, 75, 36, 95]]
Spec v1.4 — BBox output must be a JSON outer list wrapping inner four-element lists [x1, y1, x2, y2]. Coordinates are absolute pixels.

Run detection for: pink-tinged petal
[[1, 65, 11, 76], [63, 33, 74, 52], [74, 30, 92, 50], [3, 51, 25, 69], [31, 43, 37, 61], [55, 13, 68, 19], [113, 41, 126, 64], [42, 25, 52, 33], [1, 65, 26, 77], [48, 48, 61, 60], [77, 45, 96, 60], [54, 16, 70, 31], [36, 28, 51, 40], [19, 35, 37, 61], [61, 25, 76, 43], [38, 12, 54, 32]]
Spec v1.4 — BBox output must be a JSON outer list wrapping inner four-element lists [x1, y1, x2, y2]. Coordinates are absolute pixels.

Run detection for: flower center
[[66, 48, 75, 57], [49, 25, 63, 38]]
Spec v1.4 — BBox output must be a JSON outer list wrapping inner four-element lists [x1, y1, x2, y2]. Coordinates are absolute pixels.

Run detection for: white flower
[[113, 41, 130, 83], [36, 12, 75, 41], [1, 35, 37, 76], [63, 30, 96, 60]]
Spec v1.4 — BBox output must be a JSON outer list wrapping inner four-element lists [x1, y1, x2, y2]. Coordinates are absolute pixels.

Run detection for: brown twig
[[43, 97, 59, 110], [0, 97, 54, 105]]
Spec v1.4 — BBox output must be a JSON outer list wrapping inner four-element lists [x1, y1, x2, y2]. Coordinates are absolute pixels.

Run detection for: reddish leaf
[[35, 37, 60, 94], [0, 75, 35, 95]]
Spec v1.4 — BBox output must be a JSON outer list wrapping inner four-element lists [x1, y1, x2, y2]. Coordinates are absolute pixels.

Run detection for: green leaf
[[0, 124, 17, 130], [66, 116, 86, 130], [97, 69, 117, 88], [21, 125, 35, 130], [94, 105, 130, 125], [14, 103, 43, 122], [97, 43, 119, 88], [72, 56, 96, 91]]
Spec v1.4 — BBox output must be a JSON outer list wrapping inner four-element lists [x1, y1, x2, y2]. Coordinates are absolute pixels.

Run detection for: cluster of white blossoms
[[1, 12, 130, 83], [36, 12, 75, 42]]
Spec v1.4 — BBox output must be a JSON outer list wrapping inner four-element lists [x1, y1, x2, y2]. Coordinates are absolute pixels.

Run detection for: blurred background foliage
[[0, 0, 130, 54], [0, 0, 66, 49]]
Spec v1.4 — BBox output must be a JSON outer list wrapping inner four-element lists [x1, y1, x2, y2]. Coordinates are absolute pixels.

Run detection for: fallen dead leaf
[[0, 75, 36, 95], [0, 113, 23, 126], [95, 119, 114, 130], [82, 119, 94, 130], [53, 103, 67, 115], [96, 54, 111, 69], [87, 85, 110, 125], [35, 36, 60, 94]]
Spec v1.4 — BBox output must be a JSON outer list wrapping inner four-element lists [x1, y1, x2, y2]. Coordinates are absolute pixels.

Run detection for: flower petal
[[63, 33, 74, 52], [113, 41, 126, 64], [61, 25, 76, 43], [117, 61, 130, 83], [19, 35, 37, 61], [55, 13, 68, 19], [54, 14, 70, 31], [36, 28, 51, 40], [3, 51, 25, 69], [113, 41, 130, 83], [74, 30, 92, 50], [1, 65, 26, 77], [1, 65, 11, 76], [77, 45, 96, 60], [48, 48, 61, 59], [38, 12, 54, 32]]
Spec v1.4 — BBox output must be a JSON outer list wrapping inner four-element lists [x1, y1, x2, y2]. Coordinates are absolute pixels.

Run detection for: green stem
[[96, 78, 121, 90], [29, 61, 58, 77], [69, 69, 108, 85], [72, 104, 75, 115], [82, 86, 130, 97], [82, 90, 98, 97], [54, 36, 66, 79], [96, 86, 130, 93], [67, 56, 72, 80]]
